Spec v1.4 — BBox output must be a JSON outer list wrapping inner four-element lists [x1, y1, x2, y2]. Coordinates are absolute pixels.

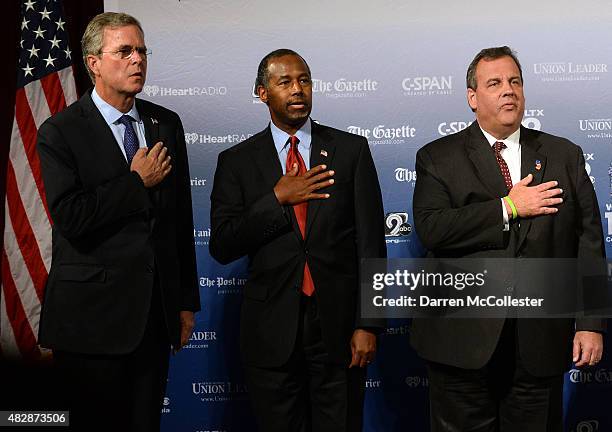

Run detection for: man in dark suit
[[36, 12, 199, 431], [209, 49, 386, 431], [412, 46, 605, 431]]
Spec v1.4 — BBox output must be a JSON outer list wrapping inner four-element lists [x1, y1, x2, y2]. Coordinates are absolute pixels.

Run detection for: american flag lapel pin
[[320, 149, 328, 157], [535, 160, 542, 170]]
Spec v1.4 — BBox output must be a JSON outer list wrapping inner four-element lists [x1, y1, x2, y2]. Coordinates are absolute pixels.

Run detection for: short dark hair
[[255, 49, 311, 90], [466, 46, 523, 90]]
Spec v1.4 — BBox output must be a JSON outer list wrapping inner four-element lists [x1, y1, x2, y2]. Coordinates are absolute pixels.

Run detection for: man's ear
[[87, 55, 100, 80], [467, 88, 477, 111], [257, 85, 268, 104]]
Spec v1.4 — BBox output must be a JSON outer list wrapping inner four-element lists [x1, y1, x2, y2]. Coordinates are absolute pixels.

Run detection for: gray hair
[[466, 46, 523, 90], [82, 12, 144, 83]]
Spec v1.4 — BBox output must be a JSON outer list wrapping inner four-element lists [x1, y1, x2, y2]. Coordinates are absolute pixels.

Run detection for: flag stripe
[[59, 66, 78, 106], [0, 289, 20, 358], [3, 208, 42, 341], [9, 121, 52, 272], [40, 72, 67, 115], [24, 79, 53, 130], [1, 249, 39, 359], [3, 205, 42, 334], [14, 88, 51, 222], [5, 162, 47, 301]]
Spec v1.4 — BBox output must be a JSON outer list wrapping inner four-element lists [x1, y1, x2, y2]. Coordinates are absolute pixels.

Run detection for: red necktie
[[494, 141, 513, 191], [286, 136, 315, 296]]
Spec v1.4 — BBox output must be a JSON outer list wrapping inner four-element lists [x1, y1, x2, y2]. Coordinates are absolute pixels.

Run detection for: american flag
[[1, 0, 77, 360]]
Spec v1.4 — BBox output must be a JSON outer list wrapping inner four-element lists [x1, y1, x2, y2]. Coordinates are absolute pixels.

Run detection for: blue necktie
[[118, 114, 139, 163]]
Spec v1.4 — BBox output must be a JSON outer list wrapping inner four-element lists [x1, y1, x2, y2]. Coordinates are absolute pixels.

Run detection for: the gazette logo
[[252, 78, 377, 100], [143, 84, 228, 97], [184, 132, 253, 145], [402, 75, 453, 96], [312, 78, 378, 99], [579, 119, 612, 140], [394, 168, 417, 185], [533, 62, 608, 82], [384, 212, 412, 244], [568, 368, 612, 384], [347, 124, 416, 146]]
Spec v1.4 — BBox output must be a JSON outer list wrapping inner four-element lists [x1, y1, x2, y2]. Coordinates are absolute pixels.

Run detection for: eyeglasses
[[99, 46, 152, 60]]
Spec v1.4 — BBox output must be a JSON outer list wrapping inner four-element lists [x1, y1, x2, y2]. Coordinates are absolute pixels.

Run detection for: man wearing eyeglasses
[[36, 12, 199, 431]]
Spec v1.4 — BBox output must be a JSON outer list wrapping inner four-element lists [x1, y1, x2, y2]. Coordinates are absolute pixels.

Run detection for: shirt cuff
[[501, 198, 510, 232]]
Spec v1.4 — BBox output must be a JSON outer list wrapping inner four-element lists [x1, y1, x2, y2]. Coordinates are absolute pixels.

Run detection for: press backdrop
[[104, 1, 612, 430]]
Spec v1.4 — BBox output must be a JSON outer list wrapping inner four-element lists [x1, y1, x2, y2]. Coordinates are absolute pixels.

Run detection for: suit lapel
[[517, 126, 546, 250], [137, 99, 160, 150], [305, 122, 336, 240], [465, 122, 509, 198], [135, 101, 163, 229], [141, 115, 155, 150], [251, 127, 284, 194], [82, 92, 130, 173]]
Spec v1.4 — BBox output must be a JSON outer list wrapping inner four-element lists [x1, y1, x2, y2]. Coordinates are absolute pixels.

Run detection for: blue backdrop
[[104, 1, 612, 430]]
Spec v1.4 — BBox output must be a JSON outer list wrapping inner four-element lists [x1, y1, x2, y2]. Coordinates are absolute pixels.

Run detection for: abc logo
[[385, 213, 412, 237], [575, 420, 599, 432]]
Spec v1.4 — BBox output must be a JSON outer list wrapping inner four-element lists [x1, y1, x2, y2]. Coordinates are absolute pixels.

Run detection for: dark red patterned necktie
[[494, 141, 513, 191], [286, 136, 315, 296]]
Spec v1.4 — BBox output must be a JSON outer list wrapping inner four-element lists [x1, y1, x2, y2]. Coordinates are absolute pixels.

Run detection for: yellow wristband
[[503, 196, 518, 220]]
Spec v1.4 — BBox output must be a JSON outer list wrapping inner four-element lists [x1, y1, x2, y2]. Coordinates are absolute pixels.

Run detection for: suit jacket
[[411, 121, 606, 377], [37, 90, 200, 355], [209, 121, 386, 368]]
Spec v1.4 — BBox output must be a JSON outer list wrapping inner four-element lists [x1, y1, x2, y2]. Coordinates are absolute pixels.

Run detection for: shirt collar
[[91, 87, 141, 126], [479, 125, 521, 151], [270, 118, 312, 155]]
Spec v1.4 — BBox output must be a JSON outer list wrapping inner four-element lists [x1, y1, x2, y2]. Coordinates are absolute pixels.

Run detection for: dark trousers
[[54, 290, 170, 432], [245, 294, 366, 432], [427, 319, 563, 432]]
